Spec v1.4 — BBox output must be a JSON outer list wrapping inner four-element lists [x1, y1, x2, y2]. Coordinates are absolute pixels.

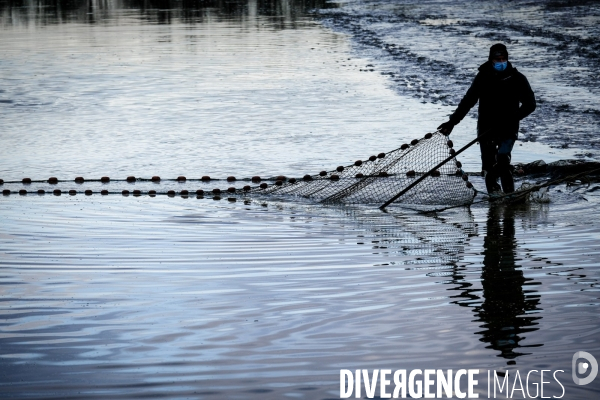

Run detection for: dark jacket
[[449, 61, 536, 141]]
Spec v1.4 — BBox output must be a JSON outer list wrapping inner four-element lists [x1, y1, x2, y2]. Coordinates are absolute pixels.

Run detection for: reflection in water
[[1, 193, 599, 398], [0, 199, 483, 399], [341, 205, 476, 266], [333, 204, 547, 363], [0, 0, 335, 27], [475, 204, 542, 360]]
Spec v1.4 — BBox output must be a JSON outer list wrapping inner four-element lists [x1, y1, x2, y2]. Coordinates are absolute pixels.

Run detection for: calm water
[[0, 0, 587, 181], [1, 1, 600, 399]]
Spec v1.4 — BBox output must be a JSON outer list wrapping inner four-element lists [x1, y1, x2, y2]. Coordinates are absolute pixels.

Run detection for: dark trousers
[[480, 139, 515, 194]]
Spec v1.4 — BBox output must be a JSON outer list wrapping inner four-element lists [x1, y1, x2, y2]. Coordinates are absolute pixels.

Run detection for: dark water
[[1, 1, 600, 399]]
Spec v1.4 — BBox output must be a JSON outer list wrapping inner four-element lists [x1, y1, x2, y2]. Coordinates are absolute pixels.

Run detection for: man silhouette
[[438, 43, 536, 194]]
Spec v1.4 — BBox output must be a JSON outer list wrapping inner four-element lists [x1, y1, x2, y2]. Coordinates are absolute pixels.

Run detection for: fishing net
[[251, 131, 476, 208], [1, 131, 478, 209]]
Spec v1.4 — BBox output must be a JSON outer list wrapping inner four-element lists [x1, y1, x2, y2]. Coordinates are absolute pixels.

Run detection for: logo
[[572, 351, 598, 385]]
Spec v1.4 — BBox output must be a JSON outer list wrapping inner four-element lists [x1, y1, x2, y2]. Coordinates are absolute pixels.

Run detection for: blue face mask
[[493, 61, 507, 72]]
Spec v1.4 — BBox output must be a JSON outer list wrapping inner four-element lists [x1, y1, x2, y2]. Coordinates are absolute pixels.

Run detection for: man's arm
[[449, 74, 482, 124], [517, 74, 536, 120], [438, 73, 481, 133]]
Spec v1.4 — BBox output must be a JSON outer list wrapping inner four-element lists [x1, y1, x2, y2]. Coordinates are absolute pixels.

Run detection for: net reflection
[[475, 204, 543, 359], [336, 205, 476, 266]]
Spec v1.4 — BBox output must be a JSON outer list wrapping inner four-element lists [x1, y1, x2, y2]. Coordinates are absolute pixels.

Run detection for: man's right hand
[[437, 121, 455, 134]]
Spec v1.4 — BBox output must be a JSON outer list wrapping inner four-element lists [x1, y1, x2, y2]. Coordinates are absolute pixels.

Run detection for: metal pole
[[379, 130, 491, 210]]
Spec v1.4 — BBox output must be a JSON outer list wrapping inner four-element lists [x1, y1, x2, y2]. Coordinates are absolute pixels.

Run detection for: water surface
[[1, 1, 600, 399]]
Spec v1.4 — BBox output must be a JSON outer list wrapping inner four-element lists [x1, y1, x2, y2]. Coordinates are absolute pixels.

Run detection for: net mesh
[[251, 131, 476, 208]]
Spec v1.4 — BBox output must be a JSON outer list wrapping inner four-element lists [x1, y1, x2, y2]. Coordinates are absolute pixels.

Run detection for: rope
[[2, 130, 475, 210]]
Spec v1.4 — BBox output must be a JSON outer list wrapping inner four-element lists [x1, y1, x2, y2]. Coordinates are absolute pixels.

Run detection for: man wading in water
[[438, 43, 536, 195]]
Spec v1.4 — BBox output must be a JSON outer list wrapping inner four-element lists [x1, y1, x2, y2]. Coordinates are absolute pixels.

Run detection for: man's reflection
[[474, 204, 542, 360]]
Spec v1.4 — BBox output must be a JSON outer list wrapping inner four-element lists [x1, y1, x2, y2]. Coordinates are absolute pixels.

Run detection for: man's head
[[489, 43, 508, 62]]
